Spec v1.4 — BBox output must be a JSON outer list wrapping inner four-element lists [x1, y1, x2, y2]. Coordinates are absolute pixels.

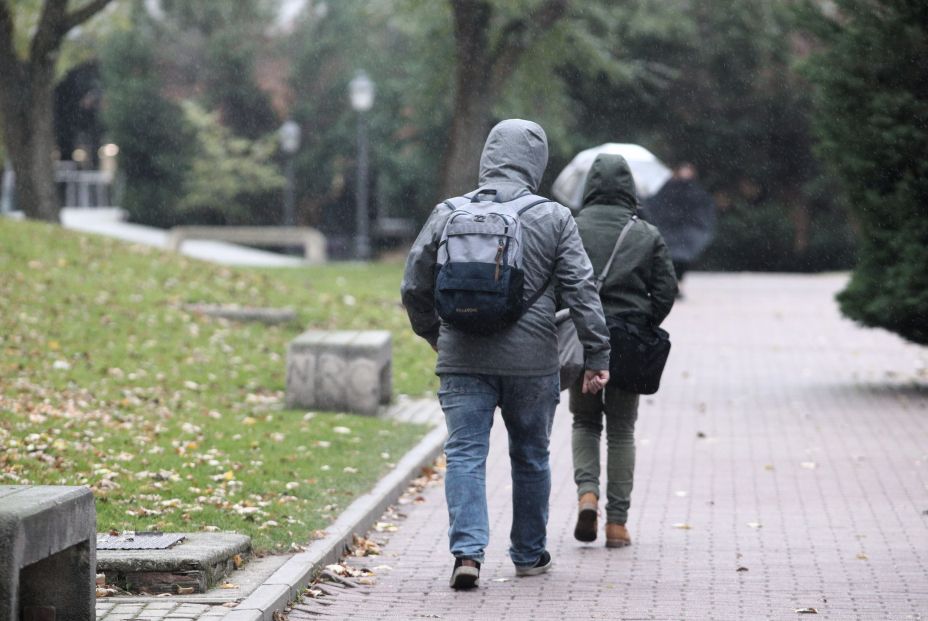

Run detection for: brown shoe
[[605, 523, 631, 548], [574, 492, 598, 542]]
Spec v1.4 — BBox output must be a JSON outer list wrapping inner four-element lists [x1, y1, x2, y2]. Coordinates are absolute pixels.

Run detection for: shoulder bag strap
[[595, 215, 637, 293]]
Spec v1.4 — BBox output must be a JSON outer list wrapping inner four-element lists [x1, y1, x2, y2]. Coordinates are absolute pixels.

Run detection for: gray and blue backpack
[[435, 190, 551, 335]]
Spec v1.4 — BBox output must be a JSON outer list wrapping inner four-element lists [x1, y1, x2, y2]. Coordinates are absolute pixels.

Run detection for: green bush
[[100, 24, 193, 228], [800, 0, 928, 344], [700, 200, 856, 272]]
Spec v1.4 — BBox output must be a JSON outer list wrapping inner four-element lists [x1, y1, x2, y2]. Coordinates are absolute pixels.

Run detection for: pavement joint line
[[223, 420, 447, 619]]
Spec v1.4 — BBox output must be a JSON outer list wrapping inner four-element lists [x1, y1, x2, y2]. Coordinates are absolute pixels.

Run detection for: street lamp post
[[279, 119, 301, 229], [349, 71, 375, 260]]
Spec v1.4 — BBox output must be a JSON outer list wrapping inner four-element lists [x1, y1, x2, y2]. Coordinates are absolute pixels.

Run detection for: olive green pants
[[569, 378, 639, 525]]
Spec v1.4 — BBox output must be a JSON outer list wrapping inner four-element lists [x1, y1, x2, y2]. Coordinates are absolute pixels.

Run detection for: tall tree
[[0, 0, 114, 221], [441, 0, 568, 196]]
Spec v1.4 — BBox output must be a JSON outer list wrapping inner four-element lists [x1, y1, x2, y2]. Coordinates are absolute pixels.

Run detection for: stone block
[[96, 532, 250, 594], [0, 485, 96, 621], [286, 330, 392, 415]]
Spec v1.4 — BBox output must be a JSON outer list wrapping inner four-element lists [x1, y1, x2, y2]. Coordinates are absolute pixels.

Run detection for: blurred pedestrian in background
[[640, 163, 716, 296]]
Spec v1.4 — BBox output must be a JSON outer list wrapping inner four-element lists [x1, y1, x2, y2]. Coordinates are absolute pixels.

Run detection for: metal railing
[[0, 162, 116, 213]]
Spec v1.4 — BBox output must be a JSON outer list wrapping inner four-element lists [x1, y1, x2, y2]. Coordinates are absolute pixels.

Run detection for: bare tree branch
[[64, 0, 114, 32], [488, 0, 568, 90], [30, 0, 68, 62]]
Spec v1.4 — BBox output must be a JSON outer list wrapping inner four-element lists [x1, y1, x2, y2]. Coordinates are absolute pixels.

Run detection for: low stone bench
[[286, 330, 392, 415], [167, 226, 327, 264], [0, 485, 96, 621]]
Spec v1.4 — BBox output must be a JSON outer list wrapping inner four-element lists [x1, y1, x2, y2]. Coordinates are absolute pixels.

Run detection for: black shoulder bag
[[601, 217, 672, 395]]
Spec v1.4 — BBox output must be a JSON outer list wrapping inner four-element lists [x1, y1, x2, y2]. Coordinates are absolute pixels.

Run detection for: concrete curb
[[224, 421, 446, 620]]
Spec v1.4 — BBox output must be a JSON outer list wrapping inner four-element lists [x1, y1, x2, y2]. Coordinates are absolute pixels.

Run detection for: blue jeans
[[438, 373, 560, 567]]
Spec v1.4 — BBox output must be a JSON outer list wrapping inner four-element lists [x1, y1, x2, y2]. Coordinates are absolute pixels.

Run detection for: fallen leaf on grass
[[332, 426, 351, 435]]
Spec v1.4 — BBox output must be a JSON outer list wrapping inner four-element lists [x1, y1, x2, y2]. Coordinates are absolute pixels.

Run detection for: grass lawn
[[0, 218, 438, 552]]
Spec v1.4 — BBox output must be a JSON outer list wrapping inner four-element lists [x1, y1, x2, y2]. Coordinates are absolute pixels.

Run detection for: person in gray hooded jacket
[[402, 119, 611, 589]]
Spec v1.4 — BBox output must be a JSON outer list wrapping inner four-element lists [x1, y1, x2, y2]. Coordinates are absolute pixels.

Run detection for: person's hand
[[582, 369, 609, 394]]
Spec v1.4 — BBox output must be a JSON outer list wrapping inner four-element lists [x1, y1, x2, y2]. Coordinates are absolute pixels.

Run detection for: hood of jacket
[[579, 153, 638, 211], [476, 119, 548, 201]]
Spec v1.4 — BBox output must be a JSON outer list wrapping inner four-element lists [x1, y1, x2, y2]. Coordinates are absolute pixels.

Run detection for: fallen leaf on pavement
[[220, 582, 238, 589], [747, 522, 763, 529], [672, 523, 692, 530], [795, 608, 818, 614], [352, 534, 382, 556], [801, 461, 817, 470], [856, 553, 868, 560], [736, 566, 749, 572]]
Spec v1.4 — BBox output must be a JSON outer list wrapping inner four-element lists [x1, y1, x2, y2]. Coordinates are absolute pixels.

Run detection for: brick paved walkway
[[290, 273, 928, 621]]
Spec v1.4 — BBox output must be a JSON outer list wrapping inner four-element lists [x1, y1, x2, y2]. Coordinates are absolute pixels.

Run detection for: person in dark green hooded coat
[[570, 153, 677, 547]]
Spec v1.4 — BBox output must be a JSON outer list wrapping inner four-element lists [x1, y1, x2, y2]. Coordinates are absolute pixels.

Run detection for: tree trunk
[[1, 63, 59, 221], [0, 0, 114, 222], [439, 0, 568, 199], [440, 0, 495, 199]]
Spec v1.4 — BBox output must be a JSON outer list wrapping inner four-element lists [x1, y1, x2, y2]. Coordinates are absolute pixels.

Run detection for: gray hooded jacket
[[401, 119, 610, 376]]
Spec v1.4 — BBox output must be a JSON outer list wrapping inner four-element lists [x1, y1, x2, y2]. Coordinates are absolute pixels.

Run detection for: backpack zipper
[[494, 238, 504, 281]]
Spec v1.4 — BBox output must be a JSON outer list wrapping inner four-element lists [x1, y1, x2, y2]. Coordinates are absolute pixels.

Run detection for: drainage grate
[[96, 532, 186, 550]]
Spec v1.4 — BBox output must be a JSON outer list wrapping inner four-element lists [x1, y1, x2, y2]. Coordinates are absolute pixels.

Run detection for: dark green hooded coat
[[575, 154, 677, 325]]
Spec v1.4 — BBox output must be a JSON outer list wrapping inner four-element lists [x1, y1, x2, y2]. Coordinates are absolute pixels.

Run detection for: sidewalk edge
[[226, 420, 446, 620]]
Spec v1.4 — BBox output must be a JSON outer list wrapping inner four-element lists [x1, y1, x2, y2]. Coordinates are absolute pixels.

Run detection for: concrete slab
[[60, 210, 305, 267], [97, 533, 251, 594]]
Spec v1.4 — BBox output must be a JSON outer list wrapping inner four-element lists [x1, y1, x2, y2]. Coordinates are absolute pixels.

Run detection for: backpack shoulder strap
[[504, 193, 552, 216], [441, 196, 471, 212]]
